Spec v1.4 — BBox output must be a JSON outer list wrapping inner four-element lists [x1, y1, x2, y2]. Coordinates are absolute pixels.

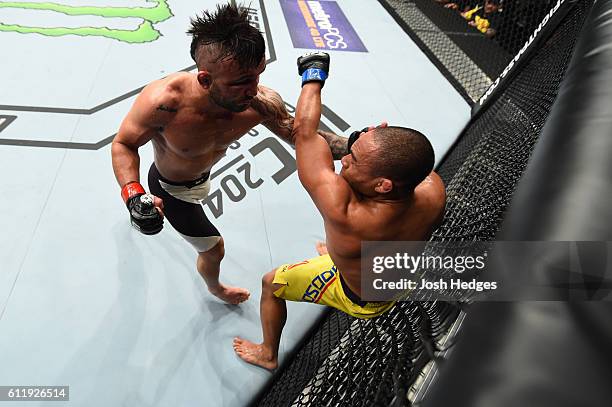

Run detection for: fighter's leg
[[197, 238, 250, 304], [148, 164, 249, 304], [233, 270, 285, 369]]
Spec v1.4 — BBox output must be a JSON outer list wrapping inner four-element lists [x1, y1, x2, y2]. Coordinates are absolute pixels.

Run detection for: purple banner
[[280, 0, 367, 52]]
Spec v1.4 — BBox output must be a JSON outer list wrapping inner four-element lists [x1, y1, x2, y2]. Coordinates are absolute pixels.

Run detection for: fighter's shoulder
[[139, 73, 189, 112], [324, 182, 360, 228], [416, 171, 446, 215]]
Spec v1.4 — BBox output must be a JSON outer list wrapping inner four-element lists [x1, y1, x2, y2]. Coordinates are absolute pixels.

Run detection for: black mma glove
[[121, 182, 163, 235], [297, 52, 330, 87], [347, 127, 369, 155]]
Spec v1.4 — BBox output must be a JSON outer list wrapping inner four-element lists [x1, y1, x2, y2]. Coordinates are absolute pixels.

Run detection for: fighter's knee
[[213, 237, 225, 255], [262, 270, 276, 288], [199, 237, 224, 260]]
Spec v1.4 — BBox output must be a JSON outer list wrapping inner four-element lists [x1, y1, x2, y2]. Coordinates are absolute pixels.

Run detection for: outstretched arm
[[253, 85, 349, 159], [252, 85, 295, 145], [293, 53, 352, 222]]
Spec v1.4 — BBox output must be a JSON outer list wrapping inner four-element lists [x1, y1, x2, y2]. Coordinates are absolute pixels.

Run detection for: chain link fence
[[380, 0, 570, 104]]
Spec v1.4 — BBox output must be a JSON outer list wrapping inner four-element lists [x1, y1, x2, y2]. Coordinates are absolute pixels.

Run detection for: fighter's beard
[[209, 90, 249, 113]]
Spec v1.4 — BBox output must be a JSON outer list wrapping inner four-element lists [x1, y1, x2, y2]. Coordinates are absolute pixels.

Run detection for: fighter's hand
[[297, 52, 330, 87], [152, 195, 164, 217], [367, 122, 388, 131], [347, 122, 388, 154], [121, 182, 164, 235]]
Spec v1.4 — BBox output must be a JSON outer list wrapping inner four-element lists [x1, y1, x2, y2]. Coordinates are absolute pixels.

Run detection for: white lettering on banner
[[307, 1, 348, 49], [478, 0, 566, 106]]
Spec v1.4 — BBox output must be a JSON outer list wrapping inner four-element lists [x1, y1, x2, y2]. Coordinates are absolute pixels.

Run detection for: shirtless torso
[[111, 56, 298, 305], [113, 8, 345, 307], [113, 70, 294, 187], [233, 65, 446, 370], [293, 84, 446, 298], [324, 172, 445, 296]]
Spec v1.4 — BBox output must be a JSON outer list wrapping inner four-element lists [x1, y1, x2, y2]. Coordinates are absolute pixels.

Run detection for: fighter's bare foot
[[315, 241, 328, 255], [233, 337, 278, 370], [209, 284, 250, 305]]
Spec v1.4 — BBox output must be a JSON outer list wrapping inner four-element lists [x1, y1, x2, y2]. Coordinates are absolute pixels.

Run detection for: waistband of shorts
[[338, 272, 369, 307], [152, 163, 210, 188]]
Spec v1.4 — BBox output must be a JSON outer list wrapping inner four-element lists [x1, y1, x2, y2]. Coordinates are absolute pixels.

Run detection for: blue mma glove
[[297, 52, 330, 87]]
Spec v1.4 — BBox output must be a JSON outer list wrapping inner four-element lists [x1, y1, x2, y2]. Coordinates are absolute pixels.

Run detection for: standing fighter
[[233, 53, 446, 369], [111, 4, 346, 304]]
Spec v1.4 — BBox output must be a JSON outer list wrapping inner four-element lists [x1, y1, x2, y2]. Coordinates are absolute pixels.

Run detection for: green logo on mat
[[0, 0, 173, 43]]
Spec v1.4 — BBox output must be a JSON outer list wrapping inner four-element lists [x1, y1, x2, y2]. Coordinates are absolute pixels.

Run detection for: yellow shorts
[[272, 254, 395, 319]]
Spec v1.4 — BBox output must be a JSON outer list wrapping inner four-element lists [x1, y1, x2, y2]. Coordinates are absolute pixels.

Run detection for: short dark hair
[[370, 126, 434, 190], [187, 3, 265, 69]]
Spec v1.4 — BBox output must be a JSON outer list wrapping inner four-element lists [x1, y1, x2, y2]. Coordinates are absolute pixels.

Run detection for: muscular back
[[326, 173, 446, 296]]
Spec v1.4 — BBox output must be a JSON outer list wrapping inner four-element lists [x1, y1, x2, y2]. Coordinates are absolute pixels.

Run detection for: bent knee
[[262, 270, 276, 287], [263, 270, 285, 296], [199, 237, 224, 258]]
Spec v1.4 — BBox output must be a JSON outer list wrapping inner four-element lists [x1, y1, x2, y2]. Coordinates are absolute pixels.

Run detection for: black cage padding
[[421, 1, 612, 406]]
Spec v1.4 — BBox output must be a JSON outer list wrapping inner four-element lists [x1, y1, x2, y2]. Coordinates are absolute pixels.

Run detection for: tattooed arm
[[317, 130, 348, 160], [253, 85, 349, 159], [252, 85, 295, 145], [321, 122, 389, 159]]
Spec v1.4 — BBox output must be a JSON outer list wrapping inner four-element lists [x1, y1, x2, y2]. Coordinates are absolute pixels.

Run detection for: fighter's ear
[[197, 71, 212, 89], [374, 178, 393, 194]]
